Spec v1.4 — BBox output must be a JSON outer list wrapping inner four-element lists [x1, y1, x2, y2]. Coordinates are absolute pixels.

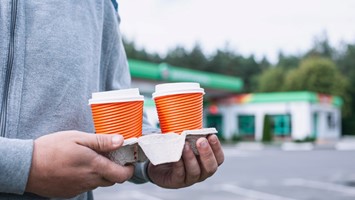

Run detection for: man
[[0, 1, 224, 199]]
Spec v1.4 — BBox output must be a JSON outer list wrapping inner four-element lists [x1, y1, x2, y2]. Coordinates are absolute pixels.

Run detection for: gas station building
[[129, 59, 343, 141]]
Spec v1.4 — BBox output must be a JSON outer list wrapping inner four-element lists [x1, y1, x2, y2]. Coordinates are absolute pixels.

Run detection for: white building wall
[[289, 102, 312, 140], [219, 102, 341, 141], [311, 104, 341, 139], [217, 106, 236, 139]]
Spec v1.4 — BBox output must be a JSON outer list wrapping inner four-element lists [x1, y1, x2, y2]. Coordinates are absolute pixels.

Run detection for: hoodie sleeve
[[0, 138, 34, 194]]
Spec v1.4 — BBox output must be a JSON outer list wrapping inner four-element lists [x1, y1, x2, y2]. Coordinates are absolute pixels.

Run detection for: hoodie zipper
[[0, 0, 18, 137]]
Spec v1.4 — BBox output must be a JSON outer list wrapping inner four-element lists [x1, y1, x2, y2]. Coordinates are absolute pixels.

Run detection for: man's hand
[[25, 131, 133, 198], [147, 134, 224, 188]]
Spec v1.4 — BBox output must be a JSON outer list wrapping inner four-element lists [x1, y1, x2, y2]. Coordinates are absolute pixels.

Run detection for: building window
[[238, 115, 255, 136], [206, 115, 224, 139], [270, 114, 291, 136], [327, 112, 336, 129]]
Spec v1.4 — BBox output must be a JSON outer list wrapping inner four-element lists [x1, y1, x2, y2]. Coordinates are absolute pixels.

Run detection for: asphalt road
[[94, 147, 355, 200]]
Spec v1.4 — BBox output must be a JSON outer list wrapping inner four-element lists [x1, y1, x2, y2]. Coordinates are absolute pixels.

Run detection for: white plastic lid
[[89, 88, 144, 104], [152, 82, 205, 99]]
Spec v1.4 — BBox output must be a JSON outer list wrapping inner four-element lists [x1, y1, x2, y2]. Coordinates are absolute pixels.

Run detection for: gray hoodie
[[0, 0, 155, 199]]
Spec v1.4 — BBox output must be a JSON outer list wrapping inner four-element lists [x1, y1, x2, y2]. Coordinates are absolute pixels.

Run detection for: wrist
[[129, 161, 152, 184]]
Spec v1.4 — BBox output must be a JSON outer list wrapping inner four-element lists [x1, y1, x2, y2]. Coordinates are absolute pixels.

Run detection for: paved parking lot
[[94, 146, 355, 200]]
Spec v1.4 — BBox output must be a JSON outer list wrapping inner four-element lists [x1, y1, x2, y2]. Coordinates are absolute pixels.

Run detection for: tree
[[337, 44, 355, 135], [164, 46, 190, 67], [123, 38, 162, 63], [259, 56, 271, 70], [238, 55, 263, 92], [207, 48, 236, 74], [185, 43, 208, 71], [337, 44, 355, 76], [283, 57, 351, 117], [277, 52, 301, 69], [257, 67, 286, 92], [305, 33, 335, 59]]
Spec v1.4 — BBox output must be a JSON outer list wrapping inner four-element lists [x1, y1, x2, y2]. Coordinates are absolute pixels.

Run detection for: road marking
[[281, 142, 313, 151], [284, 178, 355, 196], [218, 184, 300, 200]]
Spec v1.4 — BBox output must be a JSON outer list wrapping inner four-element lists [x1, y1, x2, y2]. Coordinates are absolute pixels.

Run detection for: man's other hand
[[147, 134, 224, 188], [25, 131, 133, 198]]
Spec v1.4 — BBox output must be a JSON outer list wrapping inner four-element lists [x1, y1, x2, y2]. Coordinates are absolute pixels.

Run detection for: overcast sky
[[119, 0, 355, 63]]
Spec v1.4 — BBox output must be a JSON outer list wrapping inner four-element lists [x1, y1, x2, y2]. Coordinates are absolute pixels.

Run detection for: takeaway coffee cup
[[89, 88, 144, 139], [153, 82, 205, 134]]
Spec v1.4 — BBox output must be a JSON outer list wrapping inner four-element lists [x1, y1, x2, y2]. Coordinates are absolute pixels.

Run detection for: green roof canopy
[[128, 59, 243, 92], [231, 91, 343, 107]]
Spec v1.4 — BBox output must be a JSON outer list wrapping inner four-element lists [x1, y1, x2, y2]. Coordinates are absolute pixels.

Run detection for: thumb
[[78, 134, 124, 152]]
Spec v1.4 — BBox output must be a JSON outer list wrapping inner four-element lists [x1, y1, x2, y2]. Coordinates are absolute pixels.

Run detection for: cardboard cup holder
[[108, 128, 217, 166]]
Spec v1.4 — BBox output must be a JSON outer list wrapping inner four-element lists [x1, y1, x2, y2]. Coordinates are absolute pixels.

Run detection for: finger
[[207, 134, 225, 166], [196, 137, 218, 181], [182, 142, 201, 186], [77, 133, 124, 152], [98, 177, 116, 187], [83, 177, 115, 192], [171, 159, 186, 187], [93, 155, 134, 183]]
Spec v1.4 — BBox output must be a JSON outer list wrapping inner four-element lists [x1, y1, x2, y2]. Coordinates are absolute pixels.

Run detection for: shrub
[[262, 115, 273, 142]]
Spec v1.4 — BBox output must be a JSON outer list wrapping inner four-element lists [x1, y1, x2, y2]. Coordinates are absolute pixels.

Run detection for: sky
[[119, 0, 355, 63]]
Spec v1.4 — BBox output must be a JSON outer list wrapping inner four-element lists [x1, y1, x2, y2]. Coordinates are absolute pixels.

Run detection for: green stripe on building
[[128, 59, 161, 80], [250, 92, 318, 103], [247, 91, 343, 107], [128, 59, 243, 92]]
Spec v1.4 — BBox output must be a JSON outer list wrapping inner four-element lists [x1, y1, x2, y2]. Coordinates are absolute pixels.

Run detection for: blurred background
[[95, 0, 355, 199]]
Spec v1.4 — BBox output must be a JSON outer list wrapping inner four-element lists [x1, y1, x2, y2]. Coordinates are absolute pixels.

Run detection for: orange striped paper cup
[[89, 89, 144, 139], [153, 83, 205, 134]]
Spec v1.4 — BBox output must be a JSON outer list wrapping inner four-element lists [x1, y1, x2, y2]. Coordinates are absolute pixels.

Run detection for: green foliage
[[337, 44, 355, 76], [123, 38, 162, 63], [262, 115, 273, 142], [206, 48, 264, 92], [277, 52, 301, 69], [294, 136, 316, 143], [283, 57, 351, 117], [164, 46, 190, 67], [186, 43, 208, 71], [257, 67, 286, 92], [284, 57, 342, 92], [216, 133, 226, 143], [337, 44, 355, 135], [231, 134, 242, 142], [306, 33, 335, 59]]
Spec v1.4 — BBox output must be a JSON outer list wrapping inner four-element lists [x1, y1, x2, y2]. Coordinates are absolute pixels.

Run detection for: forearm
[[0, 138, 34, 194]]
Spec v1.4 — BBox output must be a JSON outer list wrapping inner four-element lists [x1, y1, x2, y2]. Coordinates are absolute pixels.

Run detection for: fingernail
[[112, 135, 123, 146], [210, 135, 218, 144], [200, 139, 208, 148]]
